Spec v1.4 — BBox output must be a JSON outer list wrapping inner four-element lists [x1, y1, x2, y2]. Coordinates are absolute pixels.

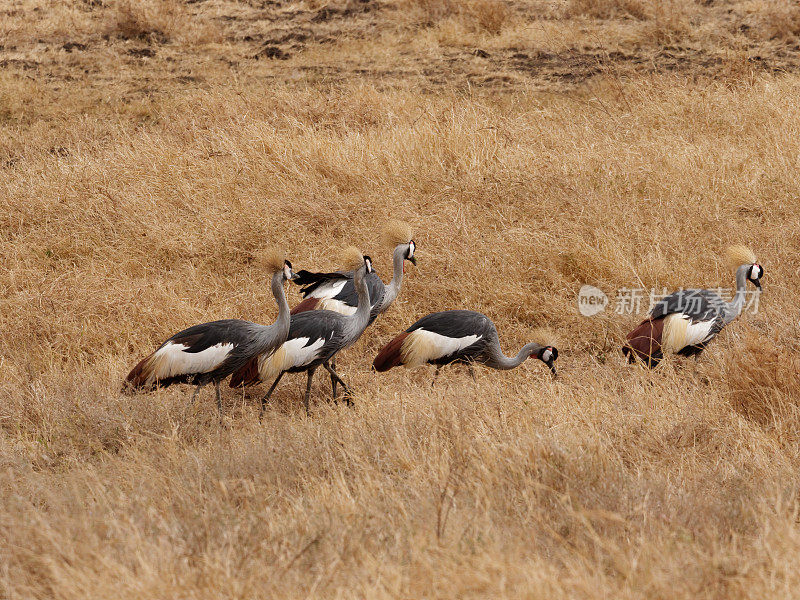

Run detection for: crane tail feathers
[[229, 356, 260, 388], [373, 333, 410, 372], [124, 353, 156, 390], [290, 297, 320, 315], [622, 317, 666, 368]]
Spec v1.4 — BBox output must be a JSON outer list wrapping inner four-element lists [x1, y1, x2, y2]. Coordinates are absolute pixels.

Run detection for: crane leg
[[431, 366, 440, 387], [191, 384, 203, 403], [323, 362, 352, 406], [259, 371, 284, 419], [304, 367, 317, 416], [215, 381, 223, 420], [330, 357, 338, 398]]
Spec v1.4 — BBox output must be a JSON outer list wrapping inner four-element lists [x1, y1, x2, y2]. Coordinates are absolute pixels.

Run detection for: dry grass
[[403, 0, 512, 34], [565, 0, 653, 20], [107, 0, 221, 44], [746, 0, 800, 43], [2, 0, 800, 597]]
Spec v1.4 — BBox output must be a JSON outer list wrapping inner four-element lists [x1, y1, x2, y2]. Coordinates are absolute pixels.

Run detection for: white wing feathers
[[258, 337, 326, 381], [307, 280, 347, 299], [317, 299, 358, 316], [662, 314, 717, 354], [401, 330, 481, 368], [146, 342, 233, 385]]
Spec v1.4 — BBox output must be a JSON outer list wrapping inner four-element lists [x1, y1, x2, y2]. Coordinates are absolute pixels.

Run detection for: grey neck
[[724, 265, 750, 323], [252, 271, 290, 352], [487, 341, 544, 370], [380, 244, 407, 312], [342, 265, 371, 344]]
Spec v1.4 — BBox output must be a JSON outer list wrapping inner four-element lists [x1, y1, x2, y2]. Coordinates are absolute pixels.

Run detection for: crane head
[[283, 260, 299, 281], [405, 240, 417, 267], [534, 346, 559, 378], [747, 263, 763, 290]]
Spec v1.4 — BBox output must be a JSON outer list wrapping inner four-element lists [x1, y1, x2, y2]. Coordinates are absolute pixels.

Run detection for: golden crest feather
[[725, 245, 757, 269], [340, 246, 365, 271], [530, 327, 560, 349], [382, 220, 413, 246], [257, 248, 286, 273]]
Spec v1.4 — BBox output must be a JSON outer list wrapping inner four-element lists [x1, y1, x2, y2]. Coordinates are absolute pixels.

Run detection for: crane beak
[[754, 280, 762, 290], [548, 362, 557, 379], [408, 256, 417, 266], [289, 270, 300, 281]]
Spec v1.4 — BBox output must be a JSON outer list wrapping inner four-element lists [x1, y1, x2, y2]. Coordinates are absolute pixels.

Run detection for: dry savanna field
[[2, 0, 800, 597]]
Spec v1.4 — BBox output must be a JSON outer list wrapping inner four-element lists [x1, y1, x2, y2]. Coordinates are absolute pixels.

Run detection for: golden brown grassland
[[2, 0, 800, 597]]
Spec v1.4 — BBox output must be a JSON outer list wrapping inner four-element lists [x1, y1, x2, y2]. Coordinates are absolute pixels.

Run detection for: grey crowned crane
[[290, 220, 416, 321], [229, 248, 373, 415], [124, 252, 298, 417], [622, 245, 763, 367], [372, 310, 559, 380], [289, 220, 416, 395]]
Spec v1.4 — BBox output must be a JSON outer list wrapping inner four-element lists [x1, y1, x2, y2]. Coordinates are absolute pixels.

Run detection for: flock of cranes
[[124, 222, 764, 417]]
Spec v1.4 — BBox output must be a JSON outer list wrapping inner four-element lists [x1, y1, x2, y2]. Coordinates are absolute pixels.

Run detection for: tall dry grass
[[2, 0, 800, 598]]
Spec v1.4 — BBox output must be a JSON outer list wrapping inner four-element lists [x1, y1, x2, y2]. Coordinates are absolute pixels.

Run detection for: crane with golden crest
[[289, 220, 416, 395], [230, 248, 374, 415], [623, 245, 764, 367], [373, 311, 559, 382], [124, 250, 299, 417]]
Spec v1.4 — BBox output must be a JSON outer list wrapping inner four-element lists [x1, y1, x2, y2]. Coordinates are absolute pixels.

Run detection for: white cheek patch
[[541, 349, 552, 362], [752, 265, 762, 280]]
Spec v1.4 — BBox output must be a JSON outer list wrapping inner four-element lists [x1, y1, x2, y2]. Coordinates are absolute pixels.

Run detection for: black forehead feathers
[[284, 260, 293, 269], [363, 255, 372, 262]]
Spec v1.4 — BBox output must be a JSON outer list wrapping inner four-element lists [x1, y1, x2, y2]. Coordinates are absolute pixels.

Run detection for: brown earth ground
[[2, 0, 800, 598]]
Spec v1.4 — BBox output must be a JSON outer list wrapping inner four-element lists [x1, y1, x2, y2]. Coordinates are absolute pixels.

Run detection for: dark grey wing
[[285, 310, 346, 369], [404, 311, 491, 365], [406, 310, 492, 337], [164, 319, 253, 353], [150, 319, 258, 386], [294, 269, 355, 297], [650, 289, 726, 322], [296, 270, 385, 316]]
